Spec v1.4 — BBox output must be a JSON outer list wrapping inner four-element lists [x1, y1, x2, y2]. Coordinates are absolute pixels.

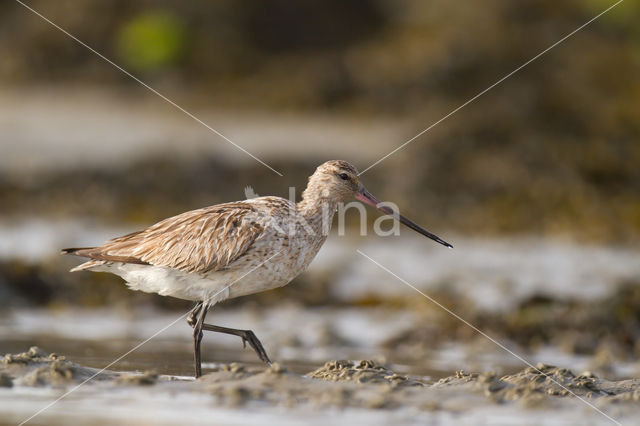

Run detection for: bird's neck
[[296, 188, 340, 234]]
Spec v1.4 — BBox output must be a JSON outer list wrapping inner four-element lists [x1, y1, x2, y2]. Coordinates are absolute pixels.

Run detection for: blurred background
[[1, 0, 639, 380]]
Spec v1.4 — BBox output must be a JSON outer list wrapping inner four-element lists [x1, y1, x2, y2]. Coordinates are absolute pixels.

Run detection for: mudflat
[[1, 347, 638, 425]]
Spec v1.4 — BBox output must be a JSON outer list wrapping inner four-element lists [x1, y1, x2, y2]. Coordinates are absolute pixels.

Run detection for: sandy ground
[[1, 347, 638, 426]]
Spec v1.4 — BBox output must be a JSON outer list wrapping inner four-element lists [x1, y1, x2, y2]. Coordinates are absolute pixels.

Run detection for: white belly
[[92, 239, 324, 305]]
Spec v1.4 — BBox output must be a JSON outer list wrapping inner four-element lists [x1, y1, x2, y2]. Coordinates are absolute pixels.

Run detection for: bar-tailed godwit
[[63, 160, 451, 377]]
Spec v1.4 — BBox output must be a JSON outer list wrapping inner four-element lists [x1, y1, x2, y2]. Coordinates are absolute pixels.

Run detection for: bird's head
[[304, 160, 453, 248], [306, 160, 362, 202]]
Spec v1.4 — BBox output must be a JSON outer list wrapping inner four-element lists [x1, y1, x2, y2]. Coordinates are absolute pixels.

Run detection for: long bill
[[355, 188, 453, 249]]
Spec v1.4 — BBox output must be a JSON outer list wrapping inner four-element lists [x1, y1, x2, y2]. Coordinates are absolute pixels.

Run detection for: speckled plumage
[[64, 160, 360, 306]]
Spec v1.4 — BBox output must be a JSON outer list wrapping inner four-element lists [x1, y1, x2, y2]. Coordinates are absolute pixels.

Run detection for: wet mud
[[1, 347, 639, 425], [1, 346, 117, 387]]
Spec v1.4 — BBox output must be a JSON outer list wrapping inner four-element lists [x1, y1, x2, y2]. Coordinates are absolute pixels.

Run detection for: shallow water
[[2, 306, 638, 381], [0, 87, 407, 175], [0, 306, 454, 378]]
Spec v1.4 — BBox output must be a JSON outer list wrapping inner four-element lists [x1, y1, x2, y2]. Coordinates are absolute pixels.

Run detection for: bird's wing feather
[[84, 203, 265, 273]]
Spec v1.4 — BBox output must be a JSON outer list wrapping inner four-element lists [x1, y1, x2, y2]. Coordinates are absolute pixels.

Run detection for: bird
[[62, 160, 452, 377]]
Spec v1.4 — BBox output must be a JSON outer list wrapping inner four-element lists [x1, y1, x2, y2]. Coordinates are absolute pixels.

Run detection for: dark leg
[[187, 301, 272, 368], [201, 323, 272, 365], [187, 301, 203, 328], [192, 301, 209, 378]]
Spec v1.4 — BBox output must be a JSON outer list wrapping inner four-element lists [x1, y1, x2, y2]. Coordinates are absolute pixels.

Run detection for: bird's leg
[[201, 323, 272, 366], [192, 302, 209, 378], [187, 301, 203, 328]]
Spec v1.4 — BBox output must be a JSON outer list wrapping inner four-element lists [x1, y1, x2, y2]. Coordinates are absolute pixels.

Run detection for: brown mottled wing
[[86, 203, 264, 273]]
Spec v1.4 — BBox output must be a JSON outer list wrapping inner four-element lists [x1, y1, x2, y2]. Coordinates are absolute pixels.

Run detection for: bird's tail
[[61, 247, 102, 272], [62, 247, 100, 257]]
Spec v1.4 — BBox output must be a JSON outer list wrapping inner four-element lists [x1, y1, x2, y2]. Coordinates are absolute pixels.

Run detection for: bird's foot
[[239, 330, 272, 365], [200, 323, 272, 366]]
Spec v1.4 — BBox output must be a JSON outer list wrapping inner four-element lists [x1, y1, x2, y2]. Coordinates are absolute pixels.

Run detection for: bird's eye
[[338, 173, 349, 180]]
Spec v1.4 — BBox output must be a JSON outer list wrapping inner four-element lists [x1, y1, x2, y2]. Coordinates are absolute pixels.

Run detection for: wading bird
[[63, 160, 452, 377]]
